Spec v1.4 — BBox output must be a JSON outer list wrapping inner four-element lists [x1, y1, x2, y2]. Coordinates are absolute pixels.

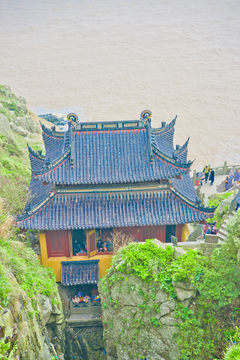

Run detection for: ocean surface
[[0, 0, 240, 170]]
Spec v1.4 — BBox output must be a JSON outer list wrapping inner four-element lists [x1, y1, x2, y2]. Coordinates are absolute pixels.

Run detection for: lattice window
[[150, 228, 157, 239], [142, 229, 149, 240], [56, 232, 63, 251], [50, 234, 57, 252]]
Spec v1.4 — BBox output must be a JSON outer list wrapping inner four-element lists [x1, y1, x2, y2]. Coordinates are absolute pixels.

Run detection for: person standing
[[234, 170, 240, 182], [209, 168, 215, 186], [236, 194, 240, 212], [203, 165, 210, 183]]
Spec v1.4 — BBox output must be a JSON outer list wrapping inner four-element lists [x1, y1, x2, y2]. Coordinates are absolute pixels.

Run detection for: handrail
[[187, 224, 203, 242]]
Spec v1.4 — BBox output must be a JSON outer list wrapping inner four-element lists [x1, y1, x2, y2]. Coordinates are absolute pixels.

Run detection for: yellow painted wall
[[181, 223, 190, 242], [39, 232, 112, 282]]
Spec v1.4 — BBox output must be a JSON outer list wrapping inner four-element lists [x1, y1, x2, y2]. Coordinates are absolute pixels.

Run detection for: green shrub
[[0, 264, 11, 305], [224, 344, 240, 360]]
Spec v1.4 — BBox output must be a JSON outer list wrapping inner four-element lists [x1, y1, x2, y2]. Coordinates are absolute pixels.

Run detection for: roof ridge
[[152, 142, 193, 169], [40, 122, 65, 138], [32, 147, 71, 176], [153, 115, 177, 134], [27, 144, 45, 161], [174, 137, 190, 156]]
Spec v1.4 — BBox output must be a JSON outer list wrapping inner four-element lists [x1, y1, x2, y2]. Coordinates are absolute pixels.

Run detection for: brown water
[[1, 0, 240, 170]]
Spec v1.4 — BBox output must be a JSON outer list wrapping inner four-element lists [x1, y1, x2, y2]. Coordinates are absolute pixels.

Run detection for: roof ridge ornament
[[140, 110, 154, 164], [140, 110, 152, 126], [67, 113, 78, 128]]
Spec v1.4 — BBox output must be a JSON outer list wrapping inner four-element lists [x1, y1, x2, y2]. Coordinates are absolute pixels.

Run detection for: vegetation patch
[[100, 216, 240, 359], [206, 191, 234, 228]]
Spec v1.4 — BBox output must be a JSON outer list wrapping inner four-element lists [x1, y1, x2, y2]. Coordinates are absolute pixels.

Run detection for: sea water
[[0, 0, 240, 170]]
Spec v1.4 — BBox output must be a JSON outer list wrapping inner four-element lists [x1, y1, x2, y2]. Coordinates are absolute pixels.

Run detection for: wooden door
[[87, 229, 97, 258]]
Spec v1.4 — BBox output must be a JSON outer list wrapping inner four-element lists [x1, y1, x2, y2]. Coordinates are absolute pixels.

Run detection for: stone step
[[218, 233, 226, 241], [218, 228, 228, 237]]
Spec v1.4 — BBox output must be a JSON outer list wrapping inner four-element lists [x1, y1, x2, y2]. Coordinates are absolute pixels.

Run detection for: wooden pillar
[[39, 232, 48, 265], [68, 230, 73, 259], [175, 224, 182, 242]]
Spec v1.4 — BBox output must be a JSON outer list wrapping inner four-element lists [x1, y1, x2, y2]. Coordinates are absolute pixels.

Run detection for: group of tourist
[[72, 291, 100, 304], [73, 240, 87, 255], [197, 168, 240, 192], [97, 240, 108, 252], [72, 292, 90, 304], [225, 169, 240, 191], [203, 165, 215, 186], [204, 224, 217, 235]]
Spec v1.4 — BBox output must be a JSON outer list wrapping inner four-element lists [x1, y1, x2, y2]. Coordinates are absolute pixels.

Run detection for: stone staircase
[[218, 213, 234, 242]]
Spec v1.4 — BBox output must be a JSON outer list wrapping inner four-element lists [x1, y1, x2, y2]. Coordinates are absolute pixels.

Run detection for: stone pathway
[[198, 175, 226, 201]]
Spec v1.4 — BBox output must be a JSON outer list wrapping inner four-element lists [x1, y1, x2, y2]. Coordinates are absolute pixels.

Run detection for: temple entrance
[[165, 225, 175, 243]]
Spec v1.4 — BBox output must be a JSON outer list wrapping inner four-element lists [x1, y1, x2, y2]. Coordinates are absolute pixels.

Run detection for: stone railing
[[192, 161, 240, 185], [187, 224, 203, 242]]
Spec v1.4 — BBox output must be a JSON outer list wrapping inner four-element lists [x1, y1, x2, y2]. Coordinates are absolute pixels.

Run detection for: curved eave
[[175, 137, 190, 156], [153, 116, 177, 135], [152, 145, 193, 169], [170, 186, 216, 214], [32, 148, 71, 176], [40, 122, 65, 138], [15, 186, 216, 227], [27, 144, 45, 161]]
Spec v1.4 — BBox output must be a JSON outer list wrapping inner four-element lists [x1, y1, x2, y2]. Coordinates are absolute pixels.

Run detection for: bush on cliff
[[99, 223, 240, 360]]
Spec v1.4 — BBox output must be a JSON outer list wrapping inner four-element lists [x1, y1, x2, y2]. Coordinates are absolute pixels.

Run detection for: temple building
[[16, 111, 215, 285]]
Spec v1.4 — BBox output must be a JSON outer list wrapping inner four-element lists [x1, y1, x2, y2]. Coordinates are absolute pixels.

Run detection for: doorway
[[165, 225, 176, 243]]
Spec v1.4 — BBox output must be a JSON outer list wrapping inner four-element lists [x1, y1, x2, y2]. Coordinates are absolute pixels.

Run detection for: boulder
[[17, 103, 28, 114], [218, 193, 235, 213], [172, 280, 196, 301], [0, 103, 3, 109], [10, 123, 28, 137], [0, 114, 11, 134], [17, 96, 27, 104], [16, 116, 37, 133], [39, 295, 53, 325], [153, 239, 173, 250], [1, 85, 12, 98], [173, 246, 187, 259]]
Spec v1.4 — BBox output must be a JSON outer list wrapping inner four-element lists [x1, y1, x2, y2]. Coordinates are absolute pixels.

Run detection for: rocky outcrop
[[0, 288, 65, 360], [100, 271, 197, 360], [0, 85, 41, 136], [0, 114, 11, 135], [99, 240, 228, 360]]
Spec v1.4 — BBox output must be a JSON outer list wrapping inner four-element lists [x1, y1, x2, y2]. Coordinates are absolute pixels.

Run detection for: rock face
[[0, 84, 41, 136], [0, 114, 11, 134], [0, 285, 65, 360], [100, 272, 196, 360], [98, 241, 208, 360], [15, 116, 37, 133]]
